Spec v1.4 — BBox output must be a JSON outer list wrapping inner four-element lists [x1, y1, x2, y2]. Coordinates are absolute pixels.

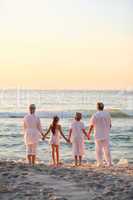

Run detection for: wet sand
[[0, 161, 133, 200]]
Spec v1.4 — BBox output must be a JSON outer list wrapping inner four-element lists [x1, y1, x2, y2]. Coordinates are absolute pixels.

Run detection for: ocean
[[0, 89, 133, 164]]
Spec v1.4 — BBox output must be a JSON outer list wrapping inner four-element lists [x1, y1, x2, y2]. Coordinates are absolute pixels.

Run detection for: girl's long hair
[[51, 116, 59, 135]]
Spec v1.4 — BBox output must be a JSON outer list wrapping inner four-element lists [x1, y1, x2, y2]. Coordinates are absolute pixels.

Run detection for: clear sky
[[0, 0, 133, 90]]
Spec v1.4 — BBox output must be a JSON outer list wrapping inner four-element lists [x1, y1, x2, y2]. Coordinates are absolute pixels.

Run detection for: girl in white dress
[[68, 113, 89, 166], [43, 116, 68, 167]]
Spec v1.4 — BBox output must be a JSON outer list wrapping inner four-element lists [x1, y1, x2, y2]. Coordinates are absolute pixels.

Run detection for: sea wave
[[0, 109, 132, 119]]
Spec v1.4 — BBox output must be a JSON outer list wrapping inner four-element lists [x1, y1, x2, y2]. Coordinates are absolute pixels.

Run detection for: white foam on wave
[[117, 158, 129, 167], [0, 109, 132, 118]]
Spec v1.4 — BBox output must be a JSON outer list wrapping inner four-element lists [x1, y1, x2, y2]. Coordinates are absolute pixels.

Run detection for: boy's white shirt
[[70, 120, 85, 142]]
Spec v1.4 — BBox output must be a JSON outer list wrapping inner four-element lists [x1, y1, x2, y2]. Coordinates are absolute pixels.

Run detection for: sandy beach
[[0, 161, 133, 200]]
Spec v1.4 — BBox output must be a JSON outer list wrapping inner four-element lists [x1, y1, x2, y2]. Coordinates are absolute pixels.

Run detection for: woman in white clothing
[[23, 104, 44, 165]]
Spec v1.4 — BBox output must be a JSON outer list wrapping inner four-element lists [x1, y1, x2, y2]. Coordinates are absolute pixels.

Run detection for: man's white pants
[[95, 139, 112, 166]]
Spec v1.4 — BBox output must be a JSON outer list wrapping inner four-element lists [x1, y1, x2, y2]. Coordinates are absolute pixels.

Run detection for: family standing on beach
[[23, 102, 112, 167]]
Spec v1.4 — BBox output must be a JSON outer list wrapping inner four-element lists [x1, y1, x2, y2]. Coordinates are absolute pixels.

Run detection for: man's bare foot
[[106, 164, 113, 168]]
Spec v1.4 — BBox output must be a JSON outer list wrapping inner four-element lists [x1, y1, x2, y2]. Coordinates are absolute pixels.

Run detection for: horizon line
[[0, 88, 132, 92]]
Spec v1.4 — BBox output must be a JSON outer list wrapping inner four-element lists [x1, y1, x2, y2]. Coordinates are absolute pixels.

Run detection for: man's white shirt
[[90, 111, 111, 141]]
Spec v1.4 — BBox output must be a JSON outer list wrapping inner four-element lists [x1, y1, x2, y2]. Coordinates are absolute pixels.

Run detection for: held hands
[[87, 133, 91, 140], [42, 136, 45, 141], [67, 138, 72, 144], [65, 138, 70, 144], [42, 134, 46, 141]]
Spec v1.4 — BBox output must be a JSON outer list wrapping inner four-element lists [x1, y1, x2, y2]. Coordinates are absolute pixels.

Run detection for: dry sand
[[0, 161, 133, 200]]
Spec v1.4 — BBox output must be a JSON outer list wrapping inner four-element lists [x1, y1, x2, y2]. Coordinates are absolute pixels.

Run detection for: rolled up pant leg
[[95, 140, 104, 165], [103, 140, 112, 166]]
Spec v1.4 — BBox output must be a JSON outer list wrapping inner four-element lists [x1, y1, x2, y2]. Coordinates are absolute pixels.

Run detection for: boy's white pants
[[95, 139, 112, 166]]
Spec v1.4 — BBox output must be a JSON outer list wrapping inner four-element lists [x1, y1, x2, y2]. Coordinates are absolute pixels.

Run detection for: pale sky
[[0, 0, 133, 89]]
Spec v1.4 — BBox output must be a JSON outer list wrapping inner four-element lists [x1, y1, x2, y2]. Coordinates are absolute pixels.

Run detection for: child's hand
[[42, 136, 45, 141], [67, 139, 71, 144]]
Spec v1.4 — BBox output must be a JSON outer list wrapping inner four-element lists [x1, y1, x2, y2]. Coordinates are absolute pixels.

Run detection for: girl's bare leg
[[75, 156, 78, 166], [55, 145, 59, 165], [52, 145, 56, 165], [79, 156, 82, 166], [27, 155, 32, 165], [32, 155, 36, 165]]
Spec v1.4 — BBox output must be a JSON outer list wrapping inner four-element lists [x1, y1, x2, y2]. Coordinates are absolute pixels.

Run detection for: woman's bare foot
[[49, 163, 56, 168]]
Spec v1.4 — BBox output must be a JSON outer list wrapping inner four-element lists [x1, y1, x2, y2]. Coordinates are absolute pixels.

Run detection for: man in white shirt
[[88, 102, 112, 167]]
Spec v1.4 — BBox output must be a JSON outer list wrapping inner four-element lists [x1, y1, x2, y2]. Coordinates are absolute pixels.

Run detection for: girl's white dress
[[70, 120, 85, 157], [49, 128, 60, 146]]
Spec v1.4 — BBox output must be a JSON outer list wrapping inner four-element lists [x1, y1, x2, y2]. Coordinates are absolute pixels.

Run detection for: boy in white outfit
[[88, 102, 112, 167], [68, 113, 89, 166]]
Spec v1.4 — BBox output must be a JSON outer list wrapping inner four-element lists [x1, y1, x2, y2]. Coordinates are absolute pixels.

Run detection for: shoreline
[[0, 161, 133, 200]]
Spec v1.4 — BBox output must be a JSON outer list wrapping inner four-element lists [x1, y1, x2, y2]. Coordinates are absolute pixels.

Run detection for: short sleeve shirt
[[90, 111, 111, 140], [70, 120, 85, 142]]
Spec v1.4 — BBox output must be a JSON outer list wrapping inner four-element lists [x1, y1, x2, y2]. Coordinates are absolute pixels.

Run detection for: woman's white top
[[23, 114, 42, 145]]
